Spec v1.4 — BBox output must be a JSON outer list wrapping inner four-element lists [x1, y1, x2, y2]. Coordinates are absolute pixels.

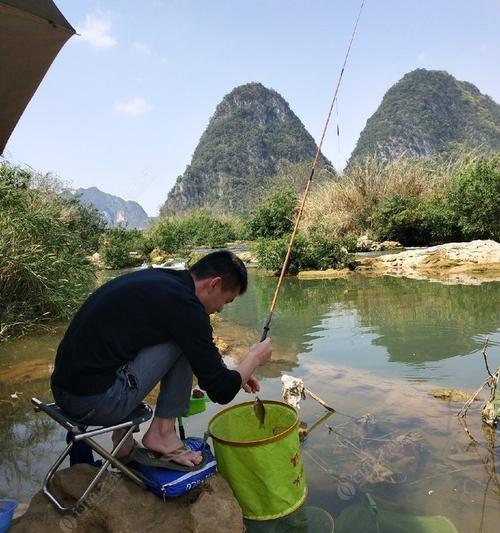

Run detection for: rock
[[235, 251, 253, 263], [380, 240, 403, 250], [127, 252, 145, 267], [214, 335, 230, 354], [357, 240, 500, 284], [482, 397, 500, 427], [186, 252, 205, 268], [356, 235, 402, 252], [297, 268, 354, 280], [432, 388, 476, 402], [149, 248, 168, 265], [10, 465, 244, 533], [356, 235, 374, 252]]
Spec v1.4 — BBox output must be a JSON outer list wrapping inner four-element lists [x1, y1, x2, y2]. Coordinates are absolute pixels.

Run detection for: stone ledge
[[10, 465, 244, 533]]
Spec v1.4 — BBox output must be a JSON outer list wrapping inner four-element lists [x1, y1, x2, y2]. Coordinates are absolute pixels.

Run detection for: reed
[[302, 150, 483, 238], [0, 163, 103, 340]]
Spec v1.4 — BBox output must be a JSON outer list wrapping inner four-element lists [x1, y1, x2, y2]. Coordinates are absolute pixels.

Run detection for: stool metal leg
[[82, 427, 146, 488], [42, 440, 75, 511], [43, 425, 145, 513]]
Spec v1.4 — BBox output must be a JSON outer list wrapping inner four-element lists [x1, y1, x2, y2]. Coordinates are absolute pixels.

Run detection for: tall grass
[[302, 150, 485, 238], [0, 163, 104, 340]]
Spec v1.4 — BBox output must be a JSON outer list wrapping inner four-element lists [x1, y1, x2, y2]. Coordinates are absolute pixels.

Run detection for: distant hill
[[69, 187, 149, 229], [348, 69, 500, 165], [160, 82, 331, 215]]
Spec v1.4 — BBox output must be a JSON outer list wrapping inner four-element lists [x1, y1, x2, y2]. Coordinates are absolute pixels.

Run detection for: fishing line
[[260, 0, 365, 341]]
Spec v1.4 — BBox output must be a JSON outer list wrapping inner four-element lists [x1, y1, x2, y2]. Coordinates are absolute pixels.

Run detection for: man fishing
[[50, 250, 272, 469]]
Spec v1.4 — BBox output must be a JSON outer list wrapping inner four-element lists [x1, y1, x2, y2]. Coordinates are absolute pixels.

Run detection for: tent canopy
[[0, 0, 75, 154]]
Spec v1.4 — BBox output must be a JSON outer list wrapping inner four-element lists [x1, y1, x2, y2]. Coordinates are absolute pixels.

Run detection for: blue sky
[[4, 0, 500, 215]]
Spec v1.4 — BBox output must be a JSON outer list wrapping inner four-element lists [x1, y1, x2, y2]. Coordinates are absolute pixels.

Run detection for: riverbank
[[298, 239, 500, 285]]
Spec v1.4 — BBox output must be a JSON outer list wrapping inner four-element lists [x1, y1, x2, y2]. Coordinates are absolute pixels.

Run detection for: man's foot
[[142, 417, 203, 467]]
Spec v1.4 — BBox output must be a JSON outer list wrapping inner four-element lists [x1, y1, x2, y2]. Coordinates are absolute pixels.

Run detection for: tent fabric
[[0, 0, 73, 29], [0, 0, 75, 154]]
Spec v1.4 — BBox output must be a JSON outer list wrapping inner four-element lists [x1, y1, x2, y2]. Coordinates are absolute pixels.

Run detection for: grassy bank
[[0, 163, 105, 341], [302, 150, 500, 246]]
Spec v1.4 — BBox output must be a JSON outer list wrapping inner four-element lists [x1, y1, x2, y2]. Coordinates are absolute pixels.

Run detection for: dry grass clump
[[302, 151, 482, 237]]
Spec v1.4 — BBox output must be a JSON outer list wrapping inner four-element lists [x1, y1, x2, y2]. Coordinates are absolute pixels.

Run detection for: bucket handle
[[203, 430, 212, 444]]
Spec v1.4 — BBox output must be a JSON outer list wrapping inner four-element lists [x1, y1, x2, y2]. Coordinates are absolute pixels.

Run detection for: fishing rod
[[260, 0, 365, 342]]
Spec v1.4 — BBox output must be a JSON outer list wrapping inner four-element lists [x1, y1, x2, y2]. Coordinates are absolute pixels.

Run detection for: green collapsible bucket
[[209, 400, 307, 521]]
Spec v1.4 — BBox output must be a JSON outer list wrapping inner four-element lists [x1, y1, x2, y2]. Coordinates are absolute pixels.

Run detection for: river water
[[1, 270, 499, 532]]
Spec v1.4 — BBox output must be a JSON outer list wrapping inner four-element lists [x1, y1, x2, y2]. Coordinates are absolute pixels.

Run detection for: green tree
[[99, 226, 145, 269], [253, 233, 352, 274], [179, 210, 236, 247], [245, 187, 298, 239], [448, 155, 500, 240], [147, 210, 237, 253], [147, 218, 186, 254]]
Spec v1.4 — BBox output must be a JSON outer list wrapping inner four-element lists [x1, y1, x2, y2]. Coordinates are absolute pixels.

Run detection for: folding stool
[[31, 397, 153, 513]]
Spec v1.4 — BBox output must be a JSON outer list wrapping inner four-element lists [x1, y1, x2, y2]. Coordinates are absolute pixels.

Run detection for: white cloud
[[77, 14, 117, 49], [132, 42, 152, 55], [114, 97, 152, 117]]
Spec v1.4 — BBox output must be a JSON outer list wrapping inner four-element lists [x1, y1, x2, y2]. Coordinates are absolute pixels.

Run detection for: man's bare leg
[[142, 416, 202, 467], [112, 428, 136, 459]]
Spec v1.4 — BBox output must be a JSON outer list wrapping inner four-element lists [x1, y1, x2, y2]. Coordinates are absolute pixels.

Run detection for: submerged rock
[[432, 388, 477, 402], [357, 235, 403, 252], [297, 268, 354, 280], [11, 465, 244, 533], [214, 335, 230, 354]]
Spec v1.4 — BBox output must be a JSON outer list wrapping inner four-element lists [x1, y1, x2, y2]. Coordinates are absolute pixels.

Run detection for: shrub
[[418, 197, 459, 243], [65, 198, 106, 253], [370, 193, 462, 246], [253, 233, 352, 274], [0, 162, 101, 340], [146, 218, 186, 254], [147, 210, 237, 253], [301, 154, 477, 238], [370, 196, 427, 245], [245, 187, 298, 239], [369, 153, 500, 245], [99, 226, 145, 269], [448, 155, 500, 240], [179, 210, 236, 247]]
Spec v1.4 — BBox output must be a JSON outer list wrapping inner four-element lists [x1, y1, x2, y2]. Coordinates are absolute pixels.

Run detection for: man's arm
[[236, 338, 272, 389]]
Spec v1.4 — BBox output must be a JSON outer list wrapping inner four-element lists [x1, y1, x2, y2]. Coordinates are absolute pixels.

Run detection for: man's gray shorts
[[52, 342, 192, 425]]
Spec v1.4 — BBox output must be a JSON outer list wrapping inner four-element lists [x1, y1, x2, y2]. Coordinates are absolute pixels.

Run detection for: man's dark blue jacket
[[51, 268, 241, 404]]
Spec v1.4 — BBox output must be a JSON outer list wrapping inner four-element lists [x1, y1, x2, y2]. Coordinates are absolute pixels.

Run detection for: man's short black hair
[[189, 250, 248, 294]]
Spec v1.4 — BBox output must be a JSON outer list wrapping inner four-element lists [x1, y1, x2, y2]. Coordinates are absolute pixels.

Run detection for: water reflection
[[1, 269, 499, 531], [223, 274, 500, 380]]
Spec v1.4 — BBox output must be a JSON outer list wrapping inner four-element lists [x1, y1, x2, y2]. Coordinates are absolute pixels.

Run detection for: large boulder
[[11, 465, 244, 533], [357, 240, 500, 284]]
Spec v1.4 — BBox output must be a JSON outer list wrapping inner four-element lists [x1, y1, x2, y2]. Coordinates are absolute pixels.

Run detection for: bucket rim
[[208, 400, 298, 447]]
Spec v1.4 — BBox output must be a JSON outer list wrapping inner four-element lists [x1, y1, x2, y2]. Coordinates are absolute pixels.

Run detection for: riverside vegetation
[[96, 149, 500, 270], [1, 150, 498, 341], [0, 162, 105, 341]]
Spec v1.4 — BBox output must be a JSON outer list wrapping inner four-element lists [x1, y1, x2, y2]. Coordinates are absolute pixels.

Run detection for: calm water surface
[[1, 271, 499, 532]]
